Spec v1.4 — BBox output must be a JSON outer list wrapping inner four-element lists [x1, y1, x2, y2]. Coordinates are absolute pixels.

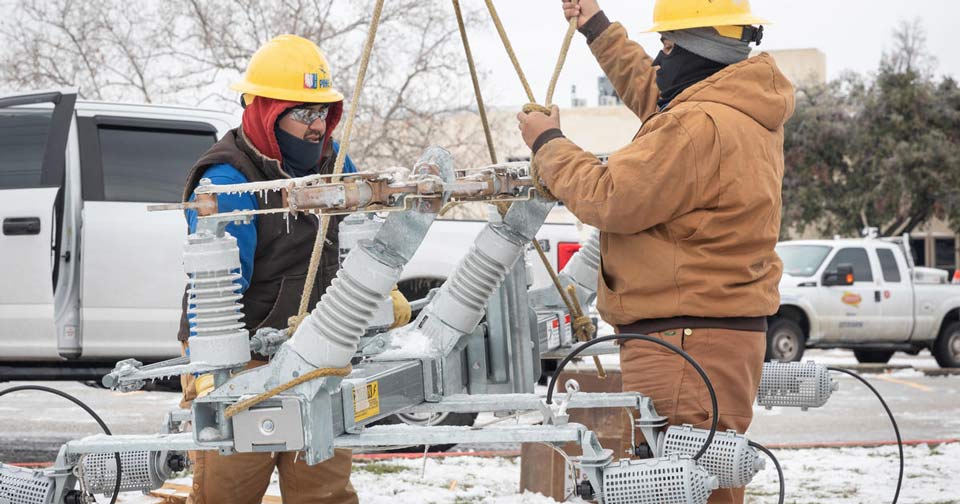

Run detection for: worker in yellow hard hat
[[517, 2, 794, 503], [177, 34, 364, 504]]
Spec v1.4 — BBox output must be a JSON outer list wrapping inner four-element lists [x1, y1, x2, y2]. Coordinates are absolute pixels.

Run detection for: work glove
[[194, 374, 216, 398], [390, 286, 411, 328]]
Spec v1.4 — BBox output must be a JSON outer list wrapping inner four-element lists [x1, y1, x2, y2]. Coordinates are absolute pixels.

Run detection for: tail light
[[557, 242, 581, 270]]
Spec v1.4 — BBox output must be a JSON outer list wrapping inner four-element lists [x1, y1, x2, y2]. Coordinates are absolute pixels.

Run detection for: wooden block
[[519, 442, 569, 500], [149, 483, 282, 503], [520, 369, 631, 498]]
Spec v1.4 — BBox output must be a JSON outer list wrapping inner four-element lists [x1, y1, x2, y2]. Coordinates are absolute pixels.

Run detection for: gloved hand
[[562, 0, 601, 28], [194, 374, 216, 398], [517, 104, 561, 150], [390, 286, 411, 328]]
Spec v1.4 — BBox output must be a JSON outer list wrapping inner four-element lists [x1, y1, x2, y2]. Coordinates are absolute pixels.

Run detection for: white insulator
[[574, 228, 601, 270], [0, 462, 54, 504], [183, 232, 250, 367], [601, 455, 718, 504], [80, 451, 175, 495], [658, 425, 765, 489], [291, 246, 400, 368], [431, 226, 523, 333], [561, 227, 600, 292], [757, 361, 838, 410]]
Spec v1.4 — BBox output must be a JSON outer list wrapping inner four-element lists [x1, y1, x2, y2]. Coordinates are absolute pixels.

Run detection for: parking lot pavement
[[1, 350, 957, 463], [0, 381, 181, 463]]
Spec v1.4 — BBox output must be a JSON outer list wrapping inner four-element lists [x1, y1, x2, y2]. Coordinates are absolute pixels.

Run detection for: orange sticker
[[841, 292, 862, 307]]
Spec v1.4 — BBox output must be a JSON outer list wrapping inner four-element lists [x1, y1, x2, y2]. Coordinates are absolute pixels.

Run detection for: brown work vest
[[176, 127, 341, 344]]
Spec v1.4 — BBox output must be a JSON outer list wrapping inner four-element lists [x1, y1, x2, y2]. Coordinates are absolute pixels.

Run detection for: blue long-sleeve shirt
[[185, 141, 357, 294]]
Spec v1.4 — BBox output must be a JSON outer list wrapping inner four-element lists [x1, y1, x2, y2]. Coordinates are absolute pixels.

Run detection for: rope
[[529, 158, 556, 201], [478, 1, 602, 375], [453, 0, 497, 165], [291, 0, 386, 334], [224, 366, 353, 419], [545, 13, 579, 106], [566, 284, 604, 378], [483, 0, 537, 104]]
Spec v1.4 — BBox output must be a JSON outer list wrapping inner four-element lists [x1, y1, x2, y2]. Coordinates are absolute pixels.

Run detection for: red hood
[[240, 96, 344, 167]]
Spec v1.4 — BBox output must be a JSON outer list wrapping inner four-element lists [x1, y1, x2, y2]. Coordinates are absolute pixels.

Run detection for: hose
[[0, 385, 121, 504], [749, 440, 784, 504], [545, 333, 719, 461], [828, 367, 903, 504]]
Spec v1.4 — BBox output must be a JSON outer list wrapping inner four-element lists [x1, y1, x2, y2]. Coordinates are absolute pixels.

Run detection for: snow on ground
[[115, 442, 958, 504]]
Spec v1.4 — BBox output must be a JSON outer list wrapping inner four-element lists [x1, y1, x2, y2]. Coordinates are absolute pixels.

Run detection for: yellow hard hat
[[230, 34, 345, 104], [643, 0, 769, 39]]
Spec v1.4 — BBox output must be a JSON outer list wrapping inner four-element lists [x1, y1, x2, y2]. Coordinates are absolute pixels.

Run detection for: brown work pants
[[181, 356, 359, 504], [619, 327, 766, 504], [186, 448, 358, 504]]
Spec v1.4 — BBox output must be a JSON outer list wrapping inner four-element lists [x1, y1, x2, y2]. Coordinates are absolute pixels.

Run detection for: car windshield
[[777, 245, 832, 277]]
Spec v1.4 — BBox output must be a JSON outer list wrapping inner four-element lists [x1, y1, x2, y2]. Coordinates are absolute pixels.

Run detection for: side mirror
[[823, 263, 855, 286]]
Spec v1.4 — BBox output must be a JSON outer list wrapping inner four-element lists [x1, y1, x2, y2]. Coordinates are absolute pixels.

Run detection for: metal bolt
[[261, 419, 276, 434]]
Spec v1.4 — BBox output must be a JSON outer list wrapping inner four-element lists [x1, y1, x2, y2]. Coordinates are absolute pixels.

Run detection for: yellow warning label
[[352, 381, 380, 422]]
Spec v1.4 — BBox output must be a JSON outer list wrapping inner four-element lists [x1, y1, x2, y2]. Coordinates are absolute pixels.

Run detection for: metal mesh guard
[[0, 464, 54, 504], [661, 425, 762, 488], [82, 451, 165, 495], [602, 455, 716, 504], [757, 361, 834, 409]]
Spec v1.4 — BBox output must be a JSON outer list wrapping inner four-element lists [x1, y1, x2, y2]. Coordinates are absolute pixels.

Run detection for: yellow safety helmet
[[231, 34, 345, 104], [643, 0, 768, 42]]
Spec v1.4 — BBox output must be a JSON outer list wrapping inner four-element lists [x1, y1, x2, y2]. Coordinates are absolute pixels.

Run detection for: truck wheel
[[853, 349, 895, 364], [933, 321, 960, 368], [766, 319, 805, 362]]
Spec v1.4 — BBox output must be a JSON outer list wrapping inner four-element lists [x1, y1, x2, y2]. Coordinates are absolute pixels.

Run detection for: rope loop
[[224, 365, 353, 419]]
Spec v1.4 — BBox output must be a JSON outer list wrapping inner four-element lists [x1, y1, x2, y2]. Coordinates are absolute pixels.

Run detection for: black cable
[[827, 367, 902, 504], [749, 440, 784, 504], [0, 385, 122, 504], [546, 333, 719, 461]]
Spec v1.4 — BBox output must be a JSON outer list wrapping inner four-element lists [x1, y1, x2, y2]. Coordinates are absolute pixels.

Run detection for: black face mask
[[274, 123, 324, 178], [653, 45, 727, 110]]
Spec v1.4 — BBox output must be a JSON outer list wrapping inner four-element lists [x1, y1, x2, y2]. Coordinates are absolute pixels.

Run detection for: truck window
[[0, 109, 52, 189], [96, 126, 215, 203], [876, 248, 901, 283], [935, 237, 957, 278], [775, 245, 831, 277], [824, 248, 873, 282], [910, 238, 926, 266]]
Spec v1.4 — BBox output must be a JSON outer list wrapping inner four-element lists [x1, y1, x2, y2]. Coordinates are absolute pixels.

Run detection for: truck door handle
[[875, 290, 881, 302], [2, 217, 41, 236]]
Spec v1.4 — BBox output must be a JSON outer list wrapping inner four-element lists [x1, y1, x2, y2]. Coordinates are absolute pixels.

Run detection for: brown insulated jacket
[[536, 22, 796, 327]]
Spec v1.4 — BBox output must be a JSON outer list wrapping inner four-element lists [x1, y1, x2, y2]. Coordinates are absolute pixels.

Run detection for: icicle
[[284, 212, 290, 234]]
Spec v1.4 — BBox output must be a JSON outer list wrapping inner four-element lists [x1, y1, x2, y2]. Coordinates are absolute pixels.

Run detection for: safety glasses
[[287, 105, 329, 125]]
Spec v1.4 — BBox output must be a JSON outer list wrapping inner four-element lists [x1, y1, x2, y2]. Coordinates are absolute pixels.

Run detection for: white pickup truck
[[0, 89, 581, 382], [770, 236, 960, 367]]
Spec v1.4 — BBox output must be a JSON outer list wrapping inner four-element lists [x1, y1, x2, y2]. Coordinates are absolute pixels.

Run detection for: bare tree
[[1, 0, 171, 101], [881, 18, 937, 78], [0, 0, 504, 171]]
